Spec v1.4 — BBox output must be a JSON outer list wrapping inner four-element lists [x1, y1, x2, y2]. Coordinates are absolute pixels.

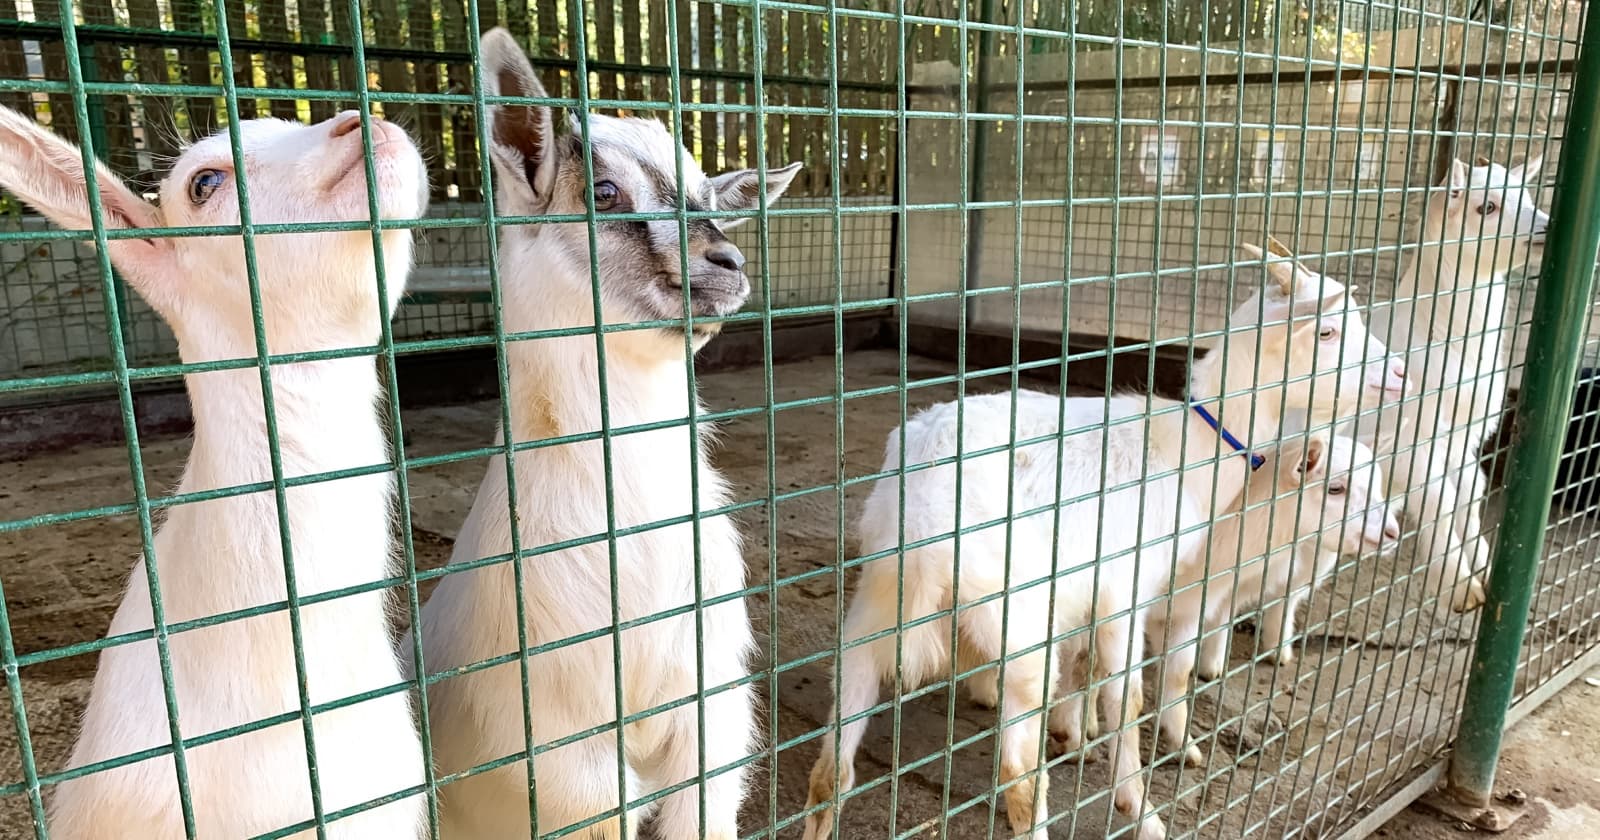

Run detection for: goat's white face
[[1233, 239, 1406, 426], [1429, 156, 1549, 276], [1286, 434, 1400, 556], [0, 106, 428, 352], [478, 28, 801, 346], [160, 113, 428, 335]]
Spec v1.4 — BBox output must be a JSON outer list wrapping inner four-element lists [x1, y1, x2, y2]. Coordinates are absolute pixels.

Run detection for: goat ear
[[480, 28, 557, 205], [1475, 155, 1492, 167], [0, 105, 177, 308], [709, 162, 802, 229], [1295, 434, 1329, 483], [1289, 286, 1347, 319], [1443, 158, 1470, 202], [1512, 154, 1543, 182]]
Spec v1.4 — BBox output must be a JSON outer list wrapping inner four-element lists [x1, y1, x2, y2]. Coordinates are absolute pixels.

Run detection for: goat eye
[[593, 181, 621, 211], [1328, 484, 1346, 495], [1318, 325, 1338, 341], [1477, 201, 1498, 215], [188, 169, 228, 205]]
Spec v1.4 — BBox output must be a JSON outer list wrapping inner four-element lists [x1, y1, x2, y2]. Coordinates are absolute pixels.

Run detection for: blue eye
[[188, 169, 228, 205]]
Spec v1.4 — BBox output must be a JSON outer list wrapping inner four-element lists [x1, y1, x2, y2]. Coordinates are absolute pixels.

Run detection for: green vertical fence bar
[[74, 39, 137, 366], [962, 0, 995, 326], [1448, 1, 1600, 808]]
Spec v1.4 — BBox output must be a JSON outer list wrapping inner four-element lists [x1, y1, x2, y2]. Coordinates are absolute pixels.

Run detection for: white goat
[[803, 241, 1404, 840], [1145, 432, 1400, 763], [1359, 157, 1548, 613], [0, 108, 429, 838], [410, 29, 800, 840]]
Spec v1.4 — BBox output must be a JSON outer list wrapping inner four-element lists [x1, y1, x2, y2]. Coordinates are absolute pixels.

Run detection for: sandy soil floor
[[1376, 663, 1600, 840], [2, 348, 1597, 838]]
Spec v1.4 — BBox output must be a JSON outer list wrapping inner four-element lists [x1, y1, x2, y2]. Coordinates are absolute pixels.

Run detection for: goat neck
[[503, 273, 696, 442], [1394, 237, 1509, 353], [1167, 344, 1292, 515]]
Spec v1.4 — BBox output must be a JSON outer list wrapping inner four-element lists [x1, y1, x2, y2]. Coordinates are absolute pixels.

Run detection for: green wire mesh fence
[[0, 0, 1597, 838]]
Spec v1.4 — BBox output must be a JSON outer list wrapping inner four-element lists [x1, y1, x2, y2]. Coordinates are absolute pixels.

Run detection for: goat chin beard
[[685, 321, 723, 348], [644, 321, 723, 354]]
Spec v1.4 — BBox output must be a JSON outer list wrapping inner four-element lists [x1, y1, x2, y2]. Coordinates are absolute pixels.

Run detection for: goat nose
[[705, 243, 746, 273], [1383, 519, 1401, 541], [1391, 359, 1409, 391], [329, 111, 363, 138]]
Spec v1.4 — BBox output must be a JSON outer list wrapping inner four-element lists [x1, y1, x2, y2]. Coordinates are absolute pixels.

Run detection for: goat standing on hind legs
[[0, 108, 431, 838], [410, 28, 801, 840], [1358, 156, 1549, 614]]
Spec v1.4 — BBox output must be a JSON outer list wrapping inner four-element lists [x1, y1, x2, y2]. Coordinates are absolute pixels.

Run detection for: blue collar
[[1187, 398, 1266, 471]]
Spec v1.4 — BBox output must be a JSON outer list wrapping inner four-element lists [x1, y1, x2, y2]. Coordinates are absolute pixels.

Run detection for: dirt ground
[[2, 348, 1598, 838], [1374, 666, 1600, 840]]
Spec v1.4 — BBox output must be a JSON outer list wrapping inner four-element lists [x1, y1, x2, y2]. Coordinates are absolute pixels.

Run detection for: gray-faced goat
[[411, 28, 800, 840]]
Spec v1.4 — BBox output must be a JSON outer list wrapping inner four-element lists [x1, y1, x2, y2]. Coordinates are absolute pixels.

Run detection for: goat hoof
[[1182, 744, 1203, 767], [802, 812, 833, 840], [966, 674, 999, 709], [1452, 576, 1488, 613], [1137, 814, 1169, 840], [1053, 735, 1098, 763], [804, 759, 848, 840], [1274, 647, 1296, 667]]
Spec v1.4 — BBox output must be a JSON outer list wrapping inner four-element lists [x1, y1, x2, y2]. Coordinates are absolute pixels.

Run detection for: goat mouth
[[1362, 535, 1397, 553], [324, 134, 413, 202], [1367, 382, 1407, 401], [655, 271, 751, 317]]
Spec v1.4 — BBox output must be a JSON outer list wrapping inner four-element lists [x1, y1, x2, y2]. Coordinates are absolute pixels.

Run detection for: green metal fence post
[[962, 0, 995, 325], [1447, 2, 1600, 809], [74, 38, 137, 366]]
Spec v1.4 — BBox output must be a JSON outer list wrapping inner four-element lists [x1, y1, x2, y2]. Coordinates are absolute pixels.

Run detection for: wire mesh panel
[[0, 0, 898, 383], [0, 1, 1596, 840]]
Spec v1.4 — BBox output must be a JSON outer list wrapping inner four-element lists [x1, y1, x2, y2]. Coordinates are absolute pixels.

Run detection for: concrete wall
[[901, 24, 1579, 388]]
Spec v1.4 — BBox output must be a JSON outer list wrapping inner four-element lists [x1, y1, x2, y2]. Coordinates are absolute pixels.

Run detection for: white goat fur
[[0, 108, 430, 838], [1356, 157, 1548, 613], [803, 243, 1403, 840], [1144, 432, 1400, 763], [411, 29, 800, 840]]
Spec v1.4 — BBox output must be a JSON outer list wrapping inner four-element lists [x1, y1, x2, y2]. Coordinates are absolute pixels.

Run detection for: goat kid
[[803, 241, 1402, 840], [969, 238, 1410, 738], [1359, 156, 1548, 614], [0, 108, 429, 838], [411, 29, 800, 840], [1148, 432, 1400, 764]]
